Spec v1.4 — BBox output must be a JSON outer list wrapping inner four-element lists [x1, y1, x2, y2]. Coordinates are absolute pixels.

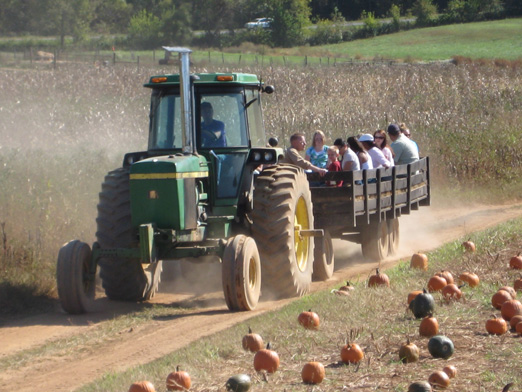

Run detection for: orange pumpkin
[[509, 253, 522, 269], [516, 321, 522, 335], [514, 275, 522, 292], [499, 286, 517, 299], [166, 367, 191, 391], [242, 327, 264, 352], [301, 361, 325, 384], [298, 310, 320, 330], [428, 371, 450, 388], [442, 365, 457, 379], [399, 338, 420, 363], [459, 272, 479, 288], [407, 290, 424, 305], [339, 281, 355, 292], [253, 343, 280, 373], [442, 284, 463, 301], [410, 253, 428, 270], [427, 275, 447, 292], [368, 268, 390, 287], [485, 315, 508, 335], [462, 240, 476, 253], [129, 381, 156, 392], [436, 270, 454, 285], [340, 343, 364, 364], [492, 290, 512, 309], [509, 314, 522, 330], [500, 299, 522, 321], [419, 314, 439, 337]]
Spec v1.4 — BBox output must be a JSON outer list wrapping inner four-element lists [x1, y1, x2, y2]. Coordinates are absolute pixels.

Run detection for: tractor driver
[[200, 101, 226, 147]]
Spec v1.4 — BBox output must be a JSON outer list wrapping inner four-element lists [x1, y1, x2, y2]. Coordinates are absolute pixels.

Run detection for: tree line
[[0, 0, 520, 49]]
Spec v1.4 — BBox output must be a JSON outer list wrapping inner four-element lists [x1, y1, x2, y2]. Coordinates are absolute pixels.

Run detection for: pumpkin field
[[0, 57, 521, 391]]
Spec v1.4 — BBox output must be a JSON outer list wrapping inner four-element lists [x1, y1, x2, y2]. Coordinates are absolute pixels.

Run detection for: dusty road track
[[1, 202, 521, 392]]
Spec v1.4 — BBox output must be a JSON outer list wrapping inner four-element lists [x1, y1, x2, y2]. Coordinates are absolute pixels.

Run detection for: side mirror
[[263, 85, 275, 94]]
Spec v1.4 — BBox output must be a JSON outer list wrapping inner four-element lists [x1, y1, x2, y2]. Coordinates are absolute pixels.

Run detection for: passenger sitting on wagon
[[281, 133, 327, 177], [387, 124, 419, 165], [325, 146, 343, 187], [358, 133, 392, 168], [347, 136, 373, 170], [333, 138, 360, 171], [305, 130, 329, 169]]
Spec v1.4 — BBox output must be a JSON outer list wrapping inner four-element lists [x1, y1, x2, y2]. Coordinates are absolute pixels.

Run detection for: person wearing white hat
[[358, 133, 391, 168]]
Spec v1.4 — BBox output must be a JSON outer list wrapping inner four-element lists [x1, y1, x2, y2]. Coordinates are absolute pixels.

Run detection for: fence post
[[208, 51, 211, 63], [304, 55, 307, 67], [238, 54, 241, 65], [283, 56, 286, 66], [153, 50, 155, 62], [137, 56, 140, 72], [113, 52, 116, 65], [222, 52, 224, 64]]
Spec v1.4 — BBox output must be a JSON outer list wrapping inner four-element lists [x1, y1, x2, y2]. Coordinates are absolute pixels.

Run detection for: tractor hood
[[129, 154, 208, 230]]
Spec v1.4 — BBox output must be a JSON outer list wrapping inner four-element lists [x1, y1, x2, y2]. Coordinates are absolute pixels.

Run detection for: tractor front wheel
[[222, 235, 261, 311], [56, 240, 95, 314]]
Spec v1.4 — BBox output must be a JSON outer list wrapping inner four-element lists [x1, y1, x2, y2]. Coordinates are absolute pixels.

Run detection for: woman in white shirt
[[358, 133, 391, 168], [373, 129, 394, 166]]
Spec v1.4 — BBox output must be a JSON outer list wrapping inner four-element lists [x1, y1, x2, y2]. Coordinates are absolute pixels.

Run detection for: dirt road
[[1, 202, 521, 392]]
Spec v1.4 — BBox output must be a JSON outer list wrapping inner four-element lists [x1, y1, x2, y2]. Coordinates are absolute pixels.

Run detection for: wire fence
[[0, 48, 400, 71]]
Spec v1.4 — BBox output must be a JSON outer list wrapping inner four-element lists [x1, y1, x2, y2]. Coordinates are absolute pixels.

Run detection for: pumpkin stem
[[248, 326, 253, 334], [266, 342, 272, 350], [502, 383, 514, 392]]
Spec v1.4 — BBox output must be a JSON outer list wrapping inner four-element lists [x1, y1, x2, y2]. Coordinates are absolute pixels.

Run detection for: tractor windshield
[[148, 88, 255, 151]]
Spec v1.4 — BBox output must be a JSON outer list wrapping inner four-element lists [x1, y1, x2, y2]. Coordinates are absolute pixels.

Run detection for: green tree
[[160, 1, 192, 45], [411, 0, 437, 25], [389, 3, 401, 30], [92, 0, 133, 33], [268, 0, 311, 47], [128, 9, 162, 49]]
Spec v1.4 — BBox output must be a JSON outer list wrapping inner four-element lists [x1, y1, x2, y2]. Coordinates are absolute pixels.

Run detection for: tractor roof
[[144, 73, 261, 88]]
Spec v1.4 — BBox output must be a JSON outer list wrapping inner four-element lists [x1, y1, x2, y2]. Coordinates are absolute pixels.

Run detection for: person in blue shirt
[[200, 101, 226, 147]]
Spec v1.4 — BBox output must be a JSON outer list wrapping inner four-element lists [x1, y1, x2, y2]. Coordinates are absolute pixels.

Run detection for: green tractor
[[57, 47, 321, 314]]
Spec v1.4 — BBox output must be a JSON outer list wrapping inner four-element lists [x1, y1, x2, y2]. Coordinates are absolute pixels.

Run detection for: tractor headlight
[[253, 152, 262, 161], [264, 151, 274, 161]]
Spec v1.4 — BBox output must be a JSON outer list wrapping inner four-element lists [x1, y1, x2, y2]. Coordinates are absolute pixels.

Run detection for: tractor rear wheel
[[222, 235, 261, 311], [56, 240, 95, 314], [313, 230, 334, 281], [361, 219, 389, 261], [96, 168, 161, 301], [251, 165, 314, 298]]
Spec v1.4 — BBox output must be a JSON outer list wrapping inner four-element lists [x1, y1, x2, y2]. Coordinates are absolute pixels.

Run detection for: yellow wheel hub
[[294, 196, 310, 272]]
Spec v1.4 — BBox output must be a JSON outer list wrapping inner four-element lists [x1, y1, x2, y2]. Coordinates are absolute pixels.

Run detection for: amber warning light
[[151, 77, 168, 83], [217, 75, 234, 81]]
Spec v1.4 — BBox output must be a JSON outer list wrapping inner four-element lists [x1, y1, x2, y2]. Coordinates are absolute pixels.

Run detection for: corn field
[[0, 60, 521, 297]]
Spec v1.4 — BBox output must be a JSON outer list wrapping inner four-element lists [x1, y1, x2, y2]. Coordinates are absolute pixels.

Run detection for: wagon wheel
[[361, 219, 389, 261], [387, 218, 400, 256], [313, 230, 334, 281]]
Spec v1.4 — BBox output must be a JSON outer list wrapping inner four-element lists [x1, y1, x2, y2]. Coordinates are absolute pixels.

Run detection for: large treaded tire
[[222, 235, 261, 311], [56, 240, 95, 314], [361, 219, 389, 262], [96, 167, 153, 301], [251, 165, 314, 298]]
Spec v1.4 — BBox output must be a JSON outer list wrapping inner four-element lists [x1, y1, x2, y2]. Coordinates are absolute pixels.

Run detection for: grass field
[[74, 218, 522, 391], [321, 18, 522, 61]]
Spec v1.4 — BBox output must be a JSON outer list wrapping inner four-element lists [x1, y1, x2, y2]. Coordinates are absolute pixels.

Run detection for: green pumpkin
[[408, 381, 433, 392], [428, 335, 454, 359], [410, 289, 435, 319], [226, 374, 251, 392]]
